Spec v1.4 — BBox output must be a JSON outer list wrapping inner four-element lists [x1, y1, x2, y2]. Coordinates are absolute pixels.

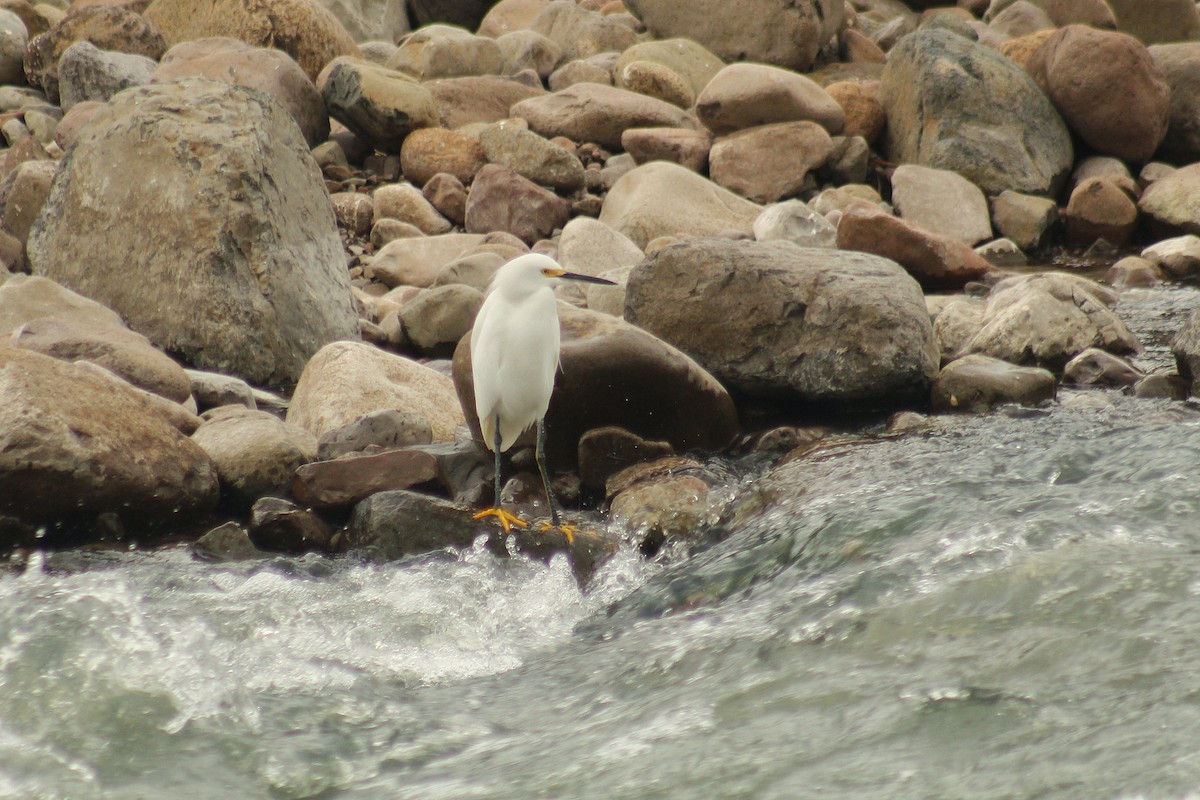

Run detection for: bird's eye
[[541, 268, 553, 276]]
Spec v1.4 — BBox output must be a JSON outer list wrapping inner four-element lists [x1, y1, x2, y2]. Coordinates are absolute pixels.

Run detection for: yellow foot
[[473, 507, 529, 533], [538, 520, 577, 545]]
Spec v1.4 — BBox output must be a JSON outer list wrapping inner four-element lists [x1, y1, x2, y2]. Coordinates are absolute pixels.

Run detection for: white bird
[[470, 253, 615, 536]]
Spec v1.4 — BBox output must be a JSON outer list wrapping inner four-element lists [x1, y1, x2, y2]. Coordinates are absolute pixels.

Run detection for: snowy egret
[[470, 253, 616, 536]]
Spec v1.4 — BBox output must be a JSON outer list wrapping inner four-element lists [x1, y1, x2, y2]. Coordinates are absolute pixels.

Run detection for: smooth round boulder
[[322, 59, 439, 154], [1062, 177, 1138, 248], [708, 121, 834, 204], [386, 24, 505, 80], [889, 164, 993, 246], [1138, 163, 1200, 237], [932, 353, 1056, 413], [624, 238, 939, 407], [287, 340, 465, 441], [696, 63, 845, 137], [510, 82, 700, 151], [1025, 25, 1169, 163], [1148, 42, 1200, 164], [191, 407, 318, 509]]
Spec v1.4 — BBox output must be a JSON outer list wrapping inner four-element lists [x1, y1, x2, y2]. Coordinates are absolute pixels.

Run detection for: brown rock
[[0, 347, 218, 526], [23, 5, 165, 102], [1025, 24, 1170, 163], [835, 203, 993, 290], [0, 158, 55, 249], [11, 315, 191, 402], [192, 407, 318, 508], [368, 232, 487, 287], [248, 497, 337, 554], [932, 353, 1056, 413], [372, 182, 451, 235], [425, 74, 546, 129], [1063, 176, 1138, 247], [824, 80, 885, 144], [464, 163, 571, 244], [708, 121, 834, 204], [478, 0, 552, 38], [422, 172, 468, 226], [291, 448, 439, 509], [577, 425, 673, 490], [620, 126, 710, 172], [840, 28, 886, 64], [998, 28, 1056, 69], [330, 191, 374, 236], [53, 100, 104, 150], [695, 62, 845, 137], [144, 0, 358, 82], [151, 37, 329, 148], [510, 82, 700, 150], [530, 0, 636, 61], [399, 127, 487, 186], [321, 58, 439, 154], [1106, 255, 1163, 288]]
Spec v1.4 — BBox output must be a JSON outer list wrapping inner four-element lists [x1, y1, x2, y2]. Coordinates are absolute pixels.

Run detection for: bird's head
[[490, 253, 617, 298]]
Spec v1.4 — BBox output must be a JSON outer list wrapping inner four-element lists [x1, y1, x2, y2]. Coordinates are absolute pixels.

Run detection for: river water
[[2, 285, 1200, 800]]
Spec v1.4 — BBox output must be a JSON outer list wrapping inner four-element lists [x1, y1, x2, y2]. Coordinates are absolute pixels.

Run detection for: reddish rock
[[464, 163, 571, 244], [824, 80, 884, 144], [620, 127, 710, 172], [422, 172, 468, 226], [835, 203, 993, 290], [291, 448, 440, 509], [1026, 24, 1170, 163], [1063, 176, 1138, 247], [425, 74, 546, 129]]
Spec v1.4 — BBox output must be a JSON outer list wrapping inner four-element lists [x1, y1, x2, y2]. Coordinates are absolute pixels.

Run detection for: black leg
[[493, 417, 503, 508], [536, 417, 561, 527]]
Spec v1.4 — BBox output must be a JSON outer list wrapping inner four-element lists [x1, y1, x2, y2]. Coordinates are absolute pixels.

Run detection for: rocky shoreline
[[2, 0, 1200, 580]]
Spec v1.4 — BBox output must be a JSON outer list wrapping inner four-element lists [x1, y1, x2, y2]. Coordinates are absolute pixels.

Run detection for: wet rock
[[316, 408, 433, 460], [990, 190, 1059, 251], [322, 59, 439, 154], [288, 340, 464, 441], [1025, 25, 1169, 163], [890, 164, 992, 246], [346, 488, 482, 559], [835, 203, 993, 291], [964, 273, 1140, 370], [1171, 307, 1200, 395], [577, 426, 673, 490], [696, 63, 844, 137], [932, 296, 987, 362], [425, 75, 545, 129], [191, 521, 267, 561], [1133, 372, 1189, 400], [598, 161, 761, 249], [291, 448, 440, 509], [399, 284, 484, 357], [27, 79, 360, 386], [248, 497, 337, 554], [1062, 177, 1138, 248], [881, 27, 1073, 196], [1139, 163, 1200, 238], [478, 122, 585, 193], [23, 5, 165, 102], [529, 0, 636, 62], [623, 0, 838, 72], [1140, 235, 1200, 281], [1107, 0, 1200, 45], [931, 354, 1056, 413], [145, 0, 358, 82], [625, 238, 939, 407], [372, 182, 451, 235], [453, 303, 740, 468], [1062, 348, 1143, 388], [0, 348, 218, 526], [708, 121, 833, 205], [192, 407, 318, 508], [386, 23, 505, 80], [753, 200, 837, 249], [152, 37, 329, 148], [1106, 255, 1164, 288], [10, 315, 191, 403], [620, 127, 710, 173], [369, 232, 486, 287], [510, 82, 699, 151], [57, 40, 155, 110], [464, 164, 571, 244], [185, 369, 255, 411], [609, 464, 710, 546]]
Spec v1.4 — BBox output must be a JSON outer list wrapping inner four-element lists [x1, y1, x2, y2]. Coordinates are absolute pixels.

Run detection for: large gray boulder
[[881, 28, 1073, 196], [1149, 43, 1200, 164], [27, 78, 360, 385], [624, 238, 939, 407]]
